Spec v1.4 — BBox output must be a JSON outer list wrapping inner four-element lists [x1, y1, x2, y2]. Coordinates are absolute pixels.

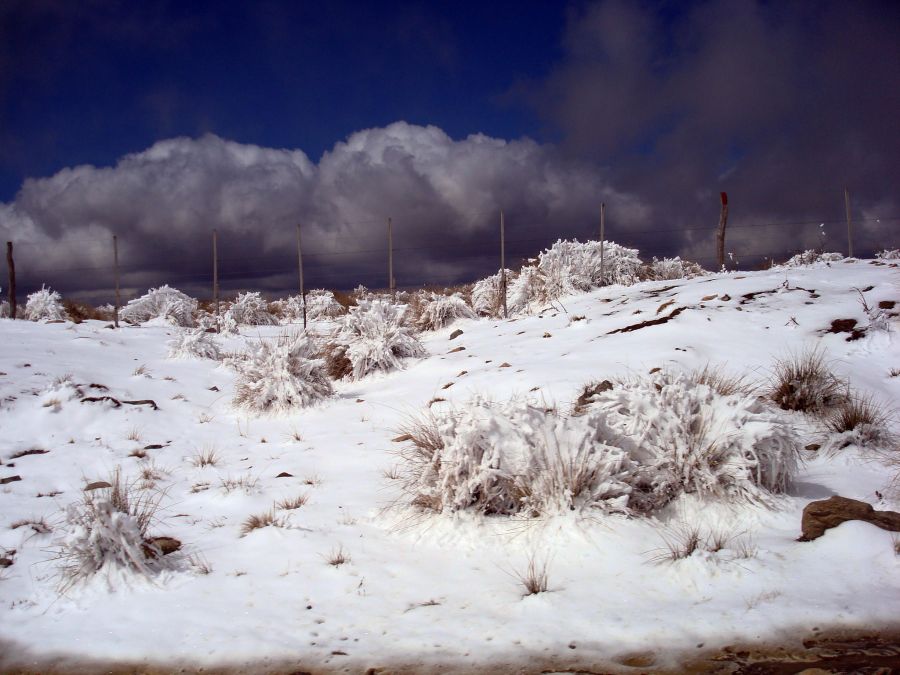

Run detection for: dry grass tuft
[[650, 522, 705, 563], [824, 393, 895, 450], [513, 555, 550, 596], [125, 426, 143, 442], [191, 446, 220, 468], [220, 474, 259, 494], [129, 448, 148, 459], [692, 364, 752, 397], [325, 545, 350, 566], [275, 494, 309, 510], [240, 510, 287, 536], [10, 517, 52, 535], [768, 347, 845, 414]]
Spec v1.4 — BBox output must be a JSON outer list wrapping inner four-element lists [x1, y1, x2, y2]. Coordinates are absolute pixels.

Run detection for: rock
[[0, 557, 13, 568], [805, 443, 821, 451], [84, 481, 112, 491], [799, 495, 900, 541], [1, 475, 22, 485], [448, 346, 465, 353], [449, 329, 464, 340], [573, 380, 614, 414], [143, 536, 181, 558], [143, 444, 164, 450], [276, 471, 293, 478]]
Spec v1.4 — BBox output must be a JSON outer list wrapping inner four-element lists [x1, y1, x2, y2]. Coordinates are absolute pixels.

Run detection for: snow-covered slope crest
[[0, 259, 898, 673]]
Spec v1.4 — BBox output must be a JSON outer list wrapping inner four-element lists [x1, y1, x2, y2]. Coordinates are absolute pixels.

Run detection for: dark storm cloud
[[523, 0, 900, 262], [0, 124, 647, 302]]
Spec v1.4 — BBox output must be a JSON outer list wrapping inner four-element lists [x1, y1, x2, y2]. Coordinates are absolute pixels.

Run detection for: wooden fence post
[[844, 188, 854, 258], [213, 229, 219, 332], [600, 202, 606, 285], [716, 192, 729, 270], [500, 210, 508, 319], [6, 241, 15, 319], [296, 223, 306, 330], [113, 235, 120, 328]]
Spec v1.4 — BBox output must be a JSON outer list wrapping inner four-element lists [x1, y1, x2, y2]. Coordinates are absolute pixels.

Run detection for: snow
[[0, 259, 898, 672]]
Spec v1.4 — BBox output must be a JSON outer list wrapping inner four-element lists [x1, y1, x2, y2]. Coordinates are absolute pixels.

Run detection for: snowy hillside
[[1, 259, 898, 673]]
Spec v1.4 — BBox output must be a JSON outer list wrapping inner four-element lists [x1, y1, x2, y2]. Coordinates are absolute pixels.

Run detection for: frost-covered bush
[[642, 256, 707, 281], [581, 370, 800, 512], [0, 299, 8, 318], [506, 265, 542, 315], [306, 289, 345, 319], [328, 299, 425, 380], [537, 239, 641, 299], [399, 370, 800, 518], [232, 333, 332, 413], [397, 396, 633, 516], [780, 250, 843, 267], [484, 240, 642, 313], [57, 470, 171, 590], [224, 291, 277, 326], [120, 285, 197, 327], [877, 249, 899, 260], [471, 270, 512, 317], [24, 285, 69, 322], [167, 328, 221, 360], [415, 292, 476, 331]]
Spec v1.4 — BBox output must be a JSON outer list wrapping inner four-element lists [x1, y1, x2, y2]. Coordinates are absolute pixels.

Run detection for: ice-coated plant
[[877, 249, 899, 260], [167, 328, 221, 360], [471, 270, 512, 317], [327, 299, 425, 380], [415, 292, 476, 331], [56, 469, 171, 590], [643, 256, 707, 281], [581, 369, 800, 513], [223, 291, 277, 326], [780, 250, 843, 267], [232, 333, 333, 413], [396, 396, 633, 516], [24, 285, 69, 322], [120, 285, 197, 327]]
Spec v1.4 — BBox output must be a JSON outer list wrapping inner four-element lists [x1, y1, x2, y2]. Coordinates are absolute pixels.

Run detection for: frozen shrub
[[24, 285, 69, 322], [328, 299, 425, 380], [537, 239, 641, 298], [120, 285, 197, 327], [0, 299, 8, 318], [581, 369, 800, 512], [877, 249, 899, 260], [415, 292, 476, 331], [396, 396, 633, 516], [305, 289, 345, 319], [780, 250, 843, 267], [643, 256, 707, 281], [224, 291, 277, 326], [232, 333, 332, 413], [57, 469, 171, 590], [167, 328, 221, 360], [471, 270, 512, 317], [768, 347, 845, 414], [506, 265, 542, 315]]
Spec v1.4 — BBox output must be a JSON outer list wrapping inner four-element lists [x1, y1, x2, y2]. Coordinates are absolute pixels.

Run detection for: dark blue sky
[[1, 0, 898, 299], [1, 1, 569, 201]]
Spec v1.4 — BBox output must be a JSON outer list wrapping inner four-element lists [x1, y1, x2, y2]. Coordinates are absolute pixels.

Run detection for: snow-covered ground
[[1, 259, 898, 673]]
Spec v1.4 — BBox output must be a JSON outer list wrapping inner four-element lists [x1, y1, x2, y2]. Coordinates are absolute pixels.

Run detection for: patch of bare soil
[[6, 628, 899, 674]]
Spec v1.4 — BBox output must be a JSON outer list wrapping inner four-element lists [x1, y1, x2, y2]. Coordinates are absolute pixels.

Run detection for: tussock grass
[[10, 517, 52, 534], [767, 347, 845, 414], [824, 393, 895, 450], [649, 522, 756, 564], [239, 510, 287, 536], [275, 494, 309, 510]]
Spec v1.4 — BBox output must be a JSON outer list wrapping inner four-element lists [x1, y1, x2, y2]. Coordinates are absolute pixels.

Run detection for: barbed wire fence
[[3, 207, 898, 320]]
